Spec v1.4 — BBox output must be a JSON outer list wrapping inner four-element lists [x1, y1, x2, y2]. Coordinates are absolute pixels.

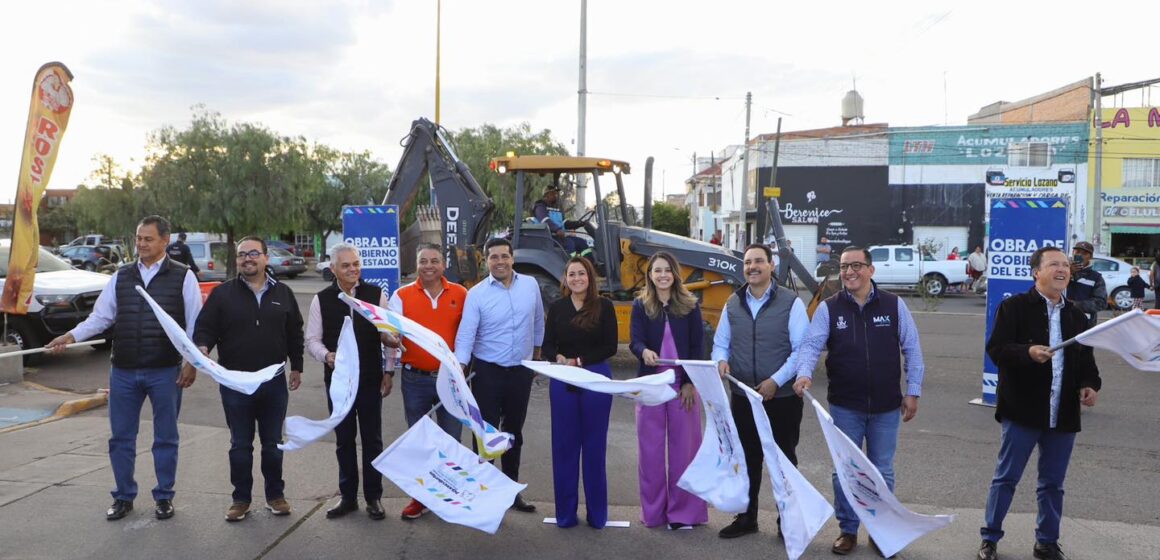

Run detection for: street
[[1, 275, 1158, 560]]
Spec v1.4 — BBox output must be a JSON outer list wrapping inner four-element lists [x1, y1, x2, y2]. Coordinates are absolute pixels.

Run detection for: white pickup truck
[[867, 245, 970, 297]]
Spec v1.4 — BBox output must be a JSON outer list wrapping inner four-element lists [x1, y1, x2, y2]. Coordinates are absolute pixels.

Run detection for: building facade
[[1090, 106, 1160, 259]]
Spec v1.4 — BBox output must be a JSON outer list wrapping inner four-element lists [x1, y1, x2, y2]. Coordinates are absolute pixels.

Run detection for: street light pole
[[575, 0, 589, 217], [739, 91, 753, 244], [435, 0, 442, 124]]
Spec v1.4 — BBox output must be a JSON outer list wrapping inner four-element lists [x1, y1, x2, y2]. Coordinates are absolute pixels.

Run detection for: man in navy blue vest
[[793, 246, 925, 557], [47, 215, 201, 522]]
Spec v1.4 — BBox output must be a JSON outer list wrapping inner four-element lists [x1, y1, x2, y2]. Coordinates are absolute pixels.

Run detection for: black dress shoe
[[718, 514, 758, 539], [1033, 541, 1068, 560], [366, 499, 385, 520], [510, 494, 536, 513], [154, 499, 175, 520], [325, 499, 359, 519], [977, 540, 998, 560], [106, 499, 133, 521]]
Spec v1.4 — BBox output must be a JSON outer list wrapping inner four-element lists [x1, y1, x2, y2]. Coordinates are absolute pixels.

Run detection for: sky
[[3, 0, 1157, 210]]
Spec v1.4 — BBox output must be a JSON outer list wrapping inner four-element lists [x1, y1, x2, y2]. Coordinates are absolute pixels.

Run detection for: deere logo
[[872, 315, 891, 327]]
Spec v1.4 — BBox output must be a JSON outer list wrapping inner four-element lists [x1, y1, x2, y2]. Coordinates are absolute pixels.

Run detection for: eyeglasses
[[236, 250, 265, 260], [839, 262, 870, 272]]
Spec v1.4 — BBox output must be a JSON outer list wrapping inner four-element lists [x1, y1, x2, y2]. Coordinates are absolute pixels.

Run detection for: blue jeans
[[829, 403, 901, 534], [401, 369, 463, 440], [108, 365, 182, 502], [981, 419, 1076, 544], [220, 377, 288, 503]]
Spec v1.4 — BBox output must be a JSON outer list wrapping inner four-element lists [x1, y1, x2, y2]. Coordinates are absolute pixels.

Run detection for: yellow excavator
[[382, 118, 834, 345]]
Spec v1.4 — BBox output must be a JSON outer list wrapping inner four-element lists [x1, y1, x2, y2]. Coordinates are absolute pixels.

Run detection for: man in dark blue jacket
[[1066, 241, 1106, 328], [976, 246, 1101, 560], [195, 236, 304, 523], [793, 246, 925, 556]]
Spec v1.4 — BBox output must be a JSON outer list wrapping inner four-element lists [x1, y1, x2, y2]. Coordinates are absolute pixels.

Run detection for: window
[[870, 248, 888, 263], [1089, 259, 1118, 273], [895, 248, 914, 262], [189, 244, 205, 258], [1122, 159, 1160, 188], [1008, 142, 1050, 167]]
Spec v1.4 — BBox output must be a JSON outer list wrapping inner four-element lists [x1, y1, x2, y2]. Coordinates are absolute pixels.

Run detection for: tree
[[299, 147, 392, 251], [448, 123, 569, 233], [650, 202, 690, 237], [142, 109, 321, 277], [69, 154, 146, 245]]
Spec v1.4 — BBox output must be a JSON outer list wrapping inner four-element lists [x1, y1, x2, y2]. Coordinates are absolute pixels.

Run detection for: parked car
[[59, 234, 125, 252], [187, 238, 230, 281], [864, 245, 971, 297], [0, 240, 112, 364], [1091, 255, 1157, 311], [316, 259, 334, 282], [58, 244, 125, 273], [266, 239, 297, 255], [268, 247, 306, 279]]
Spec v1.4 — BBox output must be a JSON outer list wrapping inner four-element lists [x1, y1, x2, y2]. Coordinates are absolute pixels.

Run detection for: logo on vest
[[836, 316, 848, 330], [872, 315, 891, 327]]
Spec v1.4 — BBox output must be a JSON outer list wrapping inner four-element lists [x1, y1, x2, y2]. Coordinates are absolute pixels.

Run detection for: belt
[[402, 363, 438, 377]]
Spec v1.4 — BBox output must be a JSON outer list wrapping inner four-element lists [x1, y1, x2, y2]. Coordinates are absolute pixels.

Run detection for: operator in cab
[[532, 186, 593, 262]]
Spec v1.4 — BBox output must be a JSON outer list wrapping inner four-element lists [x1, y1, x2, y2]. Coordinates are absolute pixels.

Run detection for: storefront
[[890, 123, 1089, 254], [1090, 107, 1160, 260]]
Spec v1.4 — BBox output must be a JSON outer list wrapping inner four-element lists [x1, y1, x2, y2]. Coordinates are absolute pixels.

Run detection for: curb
[[0, 387, 108, 435]]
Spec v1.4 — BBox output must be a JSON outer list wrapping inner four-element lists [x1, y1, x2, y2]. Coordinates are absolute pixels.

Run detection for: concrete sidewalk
[[2, 415, 1158, 560]]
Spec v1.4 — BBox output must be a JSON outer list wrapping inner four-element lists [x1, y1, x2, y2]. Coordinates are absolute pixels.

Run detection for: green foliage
[[650, 201, 690, 236], [141, 109, 321, 276], [300, 148, 392, 243], [447, 123, 569, 232], [69, 155, 147, 244]]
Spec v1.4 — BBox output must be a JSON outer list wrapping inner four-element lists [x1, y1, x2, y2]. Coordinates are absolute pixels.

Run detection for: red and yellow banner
[[1, 62, 74, 314]]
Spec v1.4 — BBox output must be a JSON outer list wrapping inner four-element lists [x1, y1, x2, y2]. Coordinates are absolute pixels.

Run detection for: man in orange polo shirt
[[386, 242, 468, 521]]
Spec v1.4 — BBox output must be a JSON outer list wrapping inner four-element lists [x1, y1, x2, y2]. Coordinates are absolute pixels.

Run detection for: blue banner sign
[[981, 198, 1068, 406], [342, 205, 401, 299]]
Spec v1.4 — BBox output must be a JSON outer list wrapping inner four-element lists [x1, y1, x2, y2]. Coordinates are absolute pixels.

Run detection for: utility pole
[[1093, 73, 1103, 251], [574, 0, 588, 217], [739, 91, 753, 244], [434, 0, 442, 124], [757, 117, 782, 244]]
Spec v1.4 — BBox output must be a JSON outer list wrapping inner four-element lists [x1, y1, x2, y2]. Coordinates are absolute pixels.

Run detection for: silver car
[[268, 247, 306, 279]]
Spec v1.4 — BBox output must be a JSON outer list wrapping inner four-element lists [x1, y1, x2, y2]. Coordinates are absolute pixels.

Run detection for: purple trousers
[[635, 382, 709, 527]]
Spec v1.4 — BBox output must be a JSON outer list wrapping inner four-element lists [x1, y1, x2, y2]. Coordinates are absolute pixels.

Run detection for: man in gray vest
[[712, 243, 809, 539], [46, 215, 201, 521]]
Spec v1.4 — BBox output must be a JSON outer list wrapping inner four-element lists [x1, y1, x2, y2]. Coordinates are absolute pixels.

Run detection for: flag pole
[[1048, 308, 1148, 352], [0, 338, 106, 358]]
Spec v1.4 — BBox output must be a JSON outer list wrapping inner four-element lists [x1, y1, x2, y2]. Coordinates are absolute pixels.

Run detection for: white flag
[[521, 361, 677, 406], [729, 378, 832, 560], [675, 360, 749, 513], [135, 285, 282, 395], [1075, 309, 1160, 371], [810, 395, 953, 557], [339, 293, 514, 458], [278, 317, 359, 451], [374, 416, 527, 534]]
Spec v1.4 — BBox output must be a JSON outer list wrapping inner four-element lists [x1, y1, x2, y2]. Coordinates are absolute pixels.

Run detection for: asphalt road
[[19, 274, 1157, 529]]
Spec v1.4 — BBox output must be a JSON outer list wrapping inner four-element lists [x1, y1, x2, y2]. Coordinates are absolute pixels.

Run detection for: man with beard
[[195, 237, 304, 523]]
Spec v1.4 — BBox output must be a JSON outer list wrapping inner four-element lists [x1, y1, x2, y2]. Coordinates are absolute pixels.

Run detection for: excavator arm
[[382, 118, 494, 284]]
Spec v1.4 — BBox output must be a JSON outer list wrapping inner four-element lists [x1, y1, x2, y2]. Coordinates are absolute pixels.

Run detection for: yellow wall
[[1088, 107, 1160, 231]]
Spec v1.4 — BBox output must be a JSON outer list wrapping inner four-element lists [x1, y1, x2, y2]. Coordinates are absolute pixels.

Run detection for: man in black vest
[[47, 215, 201, 522], [712, 244, 810, 539], [977, 246, 1101, 560], [793, 246, 925, 557], [304, 243, 395, 520], [194, 236, 304, 523]]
